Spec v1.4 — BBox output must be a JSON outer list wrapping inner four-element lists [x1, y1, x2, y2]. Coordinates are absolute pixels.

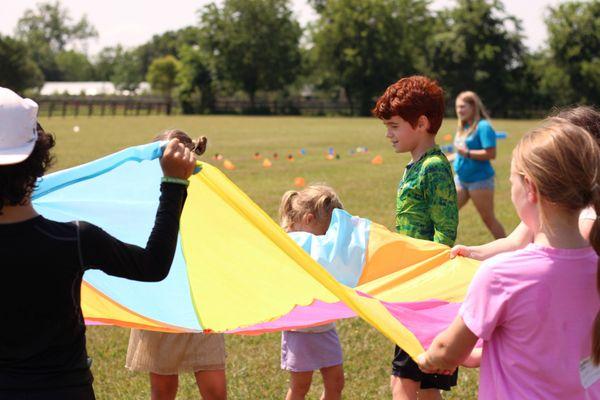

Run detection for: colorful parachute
[[32, 142, 479, 359]]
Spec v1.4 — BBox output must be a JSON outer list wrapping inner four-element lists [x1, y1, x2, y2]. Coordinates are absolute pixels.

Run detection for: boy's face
[[382, 116, 420, 153]]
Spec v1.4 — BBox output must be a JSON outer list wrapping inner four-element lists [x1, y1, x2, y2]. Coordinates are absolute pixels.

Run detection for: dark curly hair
[[372, 75, 445, 135], [0, 124, 55, 213]]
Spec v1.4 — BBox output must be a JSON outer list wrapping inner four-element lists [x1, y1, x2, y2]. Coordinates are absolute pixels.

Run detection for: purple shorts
[[281, 329, 343, 372]]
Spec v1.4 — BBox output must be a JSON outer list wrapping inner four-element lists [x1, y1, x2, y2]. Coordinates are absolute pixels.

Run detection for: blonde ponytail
[[279, 190, 299, 231], [278, 185, 343, 232]]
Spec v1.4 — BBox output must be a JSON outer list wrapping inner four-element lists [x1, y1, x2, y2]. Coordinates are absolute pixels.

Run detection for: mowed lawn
[[38, 115, 540, 399]]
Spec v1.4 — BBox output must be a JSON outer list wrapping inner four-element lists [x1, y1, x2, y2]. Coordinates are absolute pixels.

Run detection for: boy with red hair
[[373, 76, 458, 400]]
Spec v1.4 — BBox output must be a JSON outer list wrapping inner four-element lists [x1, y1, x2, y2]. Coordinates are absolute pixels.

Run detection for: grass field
[[38, 115, 540, 399]]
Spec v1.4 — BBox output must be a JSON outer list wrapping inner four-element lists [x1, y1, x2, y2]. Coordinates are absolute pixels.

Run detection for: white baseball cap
[[0, 87, 39, 165]]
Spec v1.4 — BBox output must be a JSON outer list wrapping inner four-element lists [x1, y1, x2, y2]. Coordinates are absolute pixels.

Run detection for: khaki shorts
[[126, 329, 226, 375]]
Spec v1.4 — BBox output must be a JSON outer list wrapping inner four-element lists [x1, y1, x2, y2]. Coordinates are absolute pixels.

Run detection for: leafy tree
[[521, 51, 574, 108], [177, 46, 215, 114], [147, 55, 181, 95], [14, 1, 97, 81], [147, 55, 181, 114], [545, 0, 600, 104], [0, 35, 44, 92], [92, 45, 144, 90], [428, 0, 526, 114], [310, 0, 433, 115], [136, 27, 202, 78], [199, 0, 302, 108], [111, 48, 144, 91], [93, 46, 120, 81], [55, 50, 95, 81]]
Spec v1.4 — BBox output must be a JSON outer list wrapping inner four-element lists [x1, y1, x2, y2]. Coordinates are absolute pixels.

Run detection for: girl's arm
[[456, 146, 496, 161], [417, 316, 479, 374], [450, 222, 532, 261], [461, 348, 482, 368], [455, 120, 497, 161], [80, 182, 187, 281], [80, 139, 195, 281]]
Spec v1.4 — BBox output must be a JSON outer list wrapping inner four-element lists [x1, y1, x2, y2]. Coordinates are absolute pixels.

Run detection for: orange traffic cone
[[263, 158, 272, 168], [223, 159, 236, 170], [371, 155, 383, 165], [294, 177, 306, 187]]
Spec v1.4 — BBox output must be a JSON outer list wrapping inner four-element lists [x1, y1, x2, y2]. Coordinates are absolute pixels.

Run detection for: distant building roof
[[40, 82, 151, 96]]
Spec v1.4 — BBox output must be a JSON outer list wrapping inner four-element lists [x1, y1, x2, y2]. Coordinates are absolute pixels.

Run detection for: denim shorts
[[454, 175, 495, 191]]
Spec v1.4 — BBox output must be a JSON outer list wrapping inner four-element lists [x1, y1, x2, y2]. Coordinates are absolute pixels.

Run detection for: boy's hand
[[450, 245, 472, 259], [160, 138, 197, 180]]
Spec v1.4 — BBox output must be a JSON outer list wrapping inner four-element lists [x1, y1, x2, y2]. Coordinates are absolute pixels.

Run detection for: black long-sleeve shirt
[[0, 182, 187, 391]]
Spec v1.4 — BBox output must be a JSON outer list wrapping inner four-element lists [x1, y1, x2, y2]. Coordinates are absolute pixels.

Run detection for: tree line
[[1, 0, 599, 116]]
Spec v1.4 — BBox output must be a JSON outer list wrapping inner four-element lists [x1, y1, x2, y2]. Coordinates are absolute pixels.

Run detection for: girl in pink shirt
[[417, 118, 600, 399]]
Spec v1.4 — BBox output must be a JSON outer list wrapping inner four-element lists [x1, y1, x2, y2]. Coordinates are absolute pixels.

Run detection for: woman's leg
[[320, 364, 344, 400], [469, 189, 506, 239], [195, 369, 227, 400], [286, 371, 313, 400], [456, 186, 470, 210], [150, 373, 179, 400]]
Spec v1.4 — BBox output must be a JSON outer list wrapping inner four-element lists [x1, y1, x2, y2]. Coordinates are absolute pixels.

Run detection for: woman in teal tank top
[[452, 91, 506, 239]]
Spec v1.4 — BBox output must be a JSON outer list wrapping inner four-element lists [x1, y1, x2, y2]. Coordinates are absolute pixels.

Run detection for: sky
[[0, 0, 560, 55]]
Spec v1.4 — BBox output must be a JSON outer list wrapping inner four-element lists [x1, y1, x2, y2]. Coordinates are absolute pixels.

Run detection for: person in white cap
[[0, 87, 197, 400]]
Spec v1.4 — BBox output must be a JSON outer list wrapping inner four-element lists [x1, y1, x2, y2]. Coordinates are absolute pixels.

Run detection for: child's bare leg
[[456, 186, 470, 209], [418, 388, 442, 400], [195, 369, 227, 400], [390, 376, 419, 400], [320, 364, 344, 400], [150, 373, 178, 400], [286, 371, 313, 400], [470, 189, 506, 239]]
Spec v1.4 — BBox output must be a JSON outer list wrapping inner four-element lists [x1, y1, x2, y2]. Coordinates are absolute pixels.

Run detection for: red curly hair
[[372, 76, 445, 134]]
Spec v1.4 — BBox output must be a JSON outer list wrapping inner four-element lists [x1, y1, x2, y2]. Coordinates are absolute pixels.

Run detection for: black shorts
[[391, 346, 458, 391], [0, 384, 96, 400]]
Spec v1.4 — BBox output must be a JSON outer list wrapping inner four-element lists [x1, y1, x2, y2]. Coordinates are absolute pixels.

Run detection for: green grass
[[38, 115, 540, 399]]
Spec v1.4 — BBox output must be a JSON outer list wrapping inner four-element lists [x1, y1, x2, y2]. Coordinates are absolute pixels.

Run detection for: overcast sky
[[1, 0, 560, 55]]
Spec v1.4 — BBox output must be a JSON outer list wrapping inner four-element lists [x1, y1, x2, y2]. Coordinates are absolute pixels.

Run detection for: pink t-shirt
[[459, 243, 600, 399]]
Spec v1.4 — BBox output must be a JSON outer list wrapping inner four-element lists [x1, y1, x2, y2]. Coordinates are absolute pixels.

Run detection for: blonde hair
[[455, 91, 491, 138], [278, 184, 343, 231], [513, 118, 600, 363]]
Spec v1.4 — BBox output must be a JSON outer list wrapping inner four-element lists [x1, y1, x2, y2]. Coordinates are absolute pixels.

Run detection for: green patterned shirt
[[395, 146, 458, 246]]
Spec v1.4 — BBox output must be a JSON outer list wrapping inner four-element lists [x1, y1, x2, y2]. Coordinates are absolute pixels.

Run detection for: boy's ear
[[417, 115, 431, 132]]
